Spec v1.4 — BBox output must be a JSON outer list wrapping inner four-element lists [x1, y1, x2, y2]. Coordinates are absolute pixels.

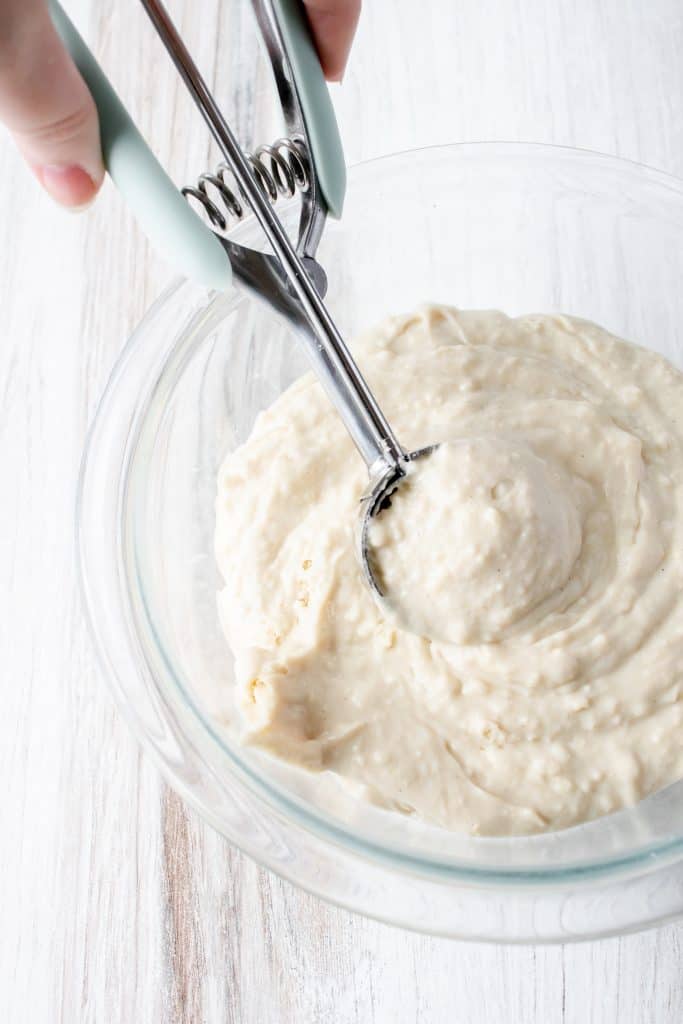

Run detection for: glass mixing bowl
[[78, 143, 683, 942]]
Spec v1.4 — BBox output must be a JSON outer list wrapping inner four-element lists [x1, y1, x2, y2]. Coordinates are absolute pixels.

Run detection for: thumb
[[304, 0, 361, 82], [0, 0, 104, 207]]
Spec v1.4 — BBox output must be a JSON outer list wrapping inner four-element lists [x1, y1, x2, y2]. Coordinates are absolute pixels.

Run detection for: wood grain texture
[[2, 0, 683, 1021]]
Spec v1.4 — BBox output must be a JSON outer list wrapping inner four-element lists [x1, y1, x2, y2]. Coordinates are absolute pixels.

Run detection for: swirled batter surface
[[215, 306, 683, 835]]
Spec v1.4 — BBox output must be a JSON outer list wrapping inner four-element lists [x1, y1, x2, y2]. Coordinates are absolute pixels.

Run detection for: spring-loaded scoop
[[50, 0, 439, 616]]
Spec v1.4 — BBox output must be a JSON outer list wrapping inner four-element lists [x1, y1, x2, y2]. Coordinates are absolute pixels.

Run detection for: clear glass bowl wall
[[79, 144, 683, 940]]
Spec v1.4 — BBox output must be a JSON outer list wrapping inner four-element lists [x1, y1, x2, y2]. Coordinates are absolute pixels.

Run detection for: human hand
[[303, 0, 361, 82], [0, 0, 104, 207], [0, 0, 360, 210]]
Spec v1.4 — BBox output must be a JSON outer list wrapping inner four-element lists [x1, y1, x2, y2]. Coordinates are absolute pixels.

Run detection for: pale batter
[[215, 306, 683, 836]]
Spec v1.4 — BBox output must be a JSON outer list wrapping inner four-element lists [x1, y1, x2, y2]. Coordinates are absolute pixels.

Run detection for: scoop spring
[[182, 136, 310, 233]]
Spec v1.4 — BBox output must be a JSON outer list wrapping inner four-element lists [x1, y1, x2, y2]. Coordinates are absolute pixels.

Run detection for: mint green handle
[[271, 0, 346, 218], [49, 1, 231, 291]]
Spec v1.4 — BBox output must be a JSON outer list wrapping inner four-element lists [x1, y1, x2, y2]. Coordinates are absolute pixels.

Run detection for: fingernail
[[37, 164, 98, 208]]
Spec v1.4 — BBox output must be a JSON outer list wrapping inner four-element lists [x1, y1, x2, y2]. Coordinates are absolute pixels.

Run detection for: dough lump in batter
[[215, 306, 683, 836], [368, 437, 584, 645]]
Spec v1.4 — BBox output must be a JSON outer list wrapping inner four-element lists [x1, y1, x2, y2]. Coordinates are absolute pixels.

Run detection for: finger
[[0, 0, 104, 206], [303, 0, 361, 82]]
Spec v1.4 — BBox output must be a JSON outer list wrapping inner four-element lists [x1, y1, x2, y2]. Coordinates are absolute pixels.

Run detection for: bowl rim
[[77, 140, 683, 921]]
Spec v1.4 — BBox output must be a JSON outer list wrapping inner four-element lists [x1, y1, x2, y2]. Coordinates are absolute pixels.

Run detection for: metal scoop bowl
[[358, 446, 439, 598]]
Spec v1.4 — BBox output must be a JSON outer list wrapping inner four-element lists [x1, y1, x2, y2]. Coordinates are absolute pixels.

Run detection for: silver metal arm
[[139, 0, 406, 477], [249, 0, 327, 262]]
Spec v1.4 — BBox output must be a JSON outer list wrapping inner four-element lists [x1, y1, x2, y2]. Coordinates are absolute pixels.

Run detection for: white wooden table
[[3, 1, 683, 1020]]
